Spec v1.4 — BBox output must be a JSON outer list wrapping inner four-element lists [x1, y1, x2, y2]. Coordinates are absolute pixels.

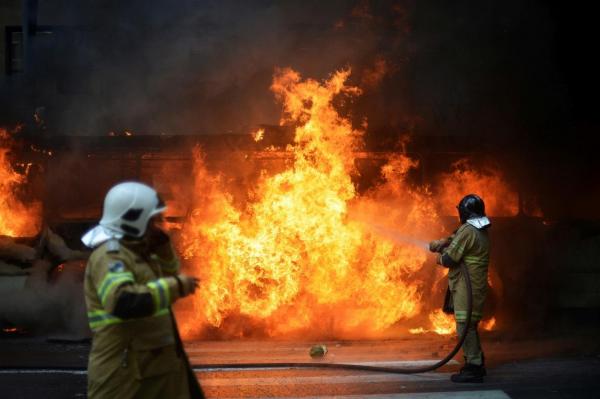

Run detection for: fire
[[0, 129, 42, 237], [174, 67, 504, 339], [429, 309, 455, 335], [437, 159, 519, 216], [409, 309, 455, 335], [410, 312, 496, 336], [361, 57, 389, 89], [108, 130, 134, 137], [480, 317, 496, 331], [251, 128, 265, 142], [177, 68, 440, 339]]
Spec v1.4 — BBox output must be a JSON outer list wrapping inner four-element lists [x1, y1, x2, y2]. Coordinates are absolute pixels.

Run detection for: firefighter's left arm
[[438, 252, 459, 268], [95, 256, 182, 319], [109, 279, 181, 319]]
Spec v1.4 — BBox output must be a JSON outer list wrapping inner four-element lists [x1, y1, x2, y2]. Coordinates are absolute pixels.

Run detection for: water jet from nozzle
[[366, 223, 429, 250]]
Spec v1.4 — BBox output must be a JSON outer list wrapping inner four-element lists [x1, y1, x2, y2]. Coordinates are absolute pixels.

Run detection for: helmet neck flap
[[82, 181, 166, 248]]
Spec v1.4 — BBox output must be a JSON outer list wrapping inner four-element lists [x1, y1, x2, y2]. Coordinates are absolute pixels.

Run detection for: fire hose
[[192, 262, 472, 374]]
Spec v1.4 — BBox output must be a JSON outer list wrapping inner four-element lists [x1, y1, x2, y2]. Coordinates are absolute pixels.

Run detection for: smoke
[[0, 0, 574, 159], [0, 0, 412, 136]]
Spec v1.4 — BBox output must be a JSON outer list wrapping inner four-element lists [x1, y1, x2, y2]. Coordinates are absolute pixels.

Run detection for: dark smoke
[[1, 0, 413, 136], [1, 0, 591, 151]]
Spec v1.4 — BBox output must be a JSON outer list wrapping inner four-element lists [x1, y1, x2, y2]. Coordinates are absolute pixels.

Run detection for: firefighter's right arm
[[429, 238, 450, 253], [438, 227, 474, 268], [92, 256, 197, 319], [146, 227, 180, 276], [428, 232, 456, 253]]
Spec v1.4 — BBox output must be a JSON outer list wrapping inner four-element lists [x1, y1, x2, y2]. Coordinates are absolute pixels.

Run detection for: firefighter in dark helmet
[[82, 182, 205, 398], [429, 194, 491, 383]]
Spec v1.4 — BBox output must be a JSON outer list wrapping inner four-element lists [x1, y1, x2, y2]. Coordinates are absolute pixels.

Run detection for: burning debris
[[0, 128, 87, 273], [0, 128, 42, 237], [251, 128, 265, 142], [0, 128, 90, 337]]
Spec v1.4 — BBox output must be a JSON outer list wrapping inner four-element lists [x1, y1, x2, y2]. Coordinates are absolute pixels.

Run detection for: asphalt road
[[1, 333, 600, 398]]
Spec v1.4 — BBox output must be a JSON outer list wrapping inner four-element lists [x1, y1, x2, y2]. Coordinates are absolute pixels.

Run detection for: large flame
[[177, 68, 439, 339], [437, 159, 519, 216], [0, 129, 41, 237], [174, 68, 505, 339]]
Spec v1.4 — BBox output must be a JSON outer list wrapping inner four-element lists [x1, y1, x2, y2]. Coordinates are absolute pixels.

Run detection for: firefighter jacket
[[441, 223, 490, 323], [84, 237, 194, 399]]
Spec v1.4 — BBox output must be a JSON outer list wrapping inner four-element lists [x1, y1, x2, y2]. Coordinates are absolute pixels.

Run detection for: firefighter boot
[[451, 363, 486, 383]]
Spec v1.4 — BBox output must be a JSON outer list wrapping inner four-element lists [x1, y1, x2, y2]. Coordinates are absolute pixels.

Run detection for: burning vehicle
[[0, 68, 544, 342]]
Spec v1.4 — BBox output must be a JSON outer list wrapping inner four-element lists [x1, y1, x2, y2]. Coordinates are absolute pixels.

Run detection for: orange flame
[[410, 313, 497, 335], [251, 128, 265, 142], [361, 57, 389, 89], [437, 159, 519, 216], [0, 129, 41, 237], [429, 309, 455, 335], [177, 68, 440, 339], [409, 309, 456, 335], [173, 68, 503, 339], [481, 317, 496, 331]]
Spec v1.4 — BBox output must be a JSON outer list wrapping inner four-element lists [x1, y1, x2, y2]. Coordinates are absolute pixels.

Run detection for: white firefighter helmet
[[99, 181, 166, 238]]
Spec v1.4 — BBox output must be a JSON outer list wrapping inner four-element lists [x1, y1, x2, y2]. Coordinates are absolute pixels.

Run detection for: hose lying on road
[[192, 263, 472, 374]]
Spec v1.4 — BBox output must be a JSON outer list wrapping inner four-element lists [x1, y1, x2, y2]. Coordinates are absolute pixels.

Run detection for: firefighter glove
[[429, 239, 449, 253], [176, 274, 200, 297]]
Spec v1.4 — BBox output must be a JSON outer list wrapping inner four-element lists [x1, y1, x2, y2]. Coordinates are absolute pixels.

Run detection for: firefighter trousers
[[456, 321, 483, 366]]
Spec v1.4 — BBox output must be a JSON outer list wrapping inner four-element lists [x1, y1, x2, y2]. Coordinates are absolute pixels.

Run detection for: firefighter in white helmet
[[82, 182, 204, 398]]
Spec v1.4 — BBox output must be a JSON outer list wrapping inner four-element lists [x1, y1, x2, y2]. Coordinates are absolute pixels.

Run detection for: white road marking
[[0, 369, 87, 375], [0, 369, 511, 399], [260, 391, 511, 399], [198, 372, 452, 386]]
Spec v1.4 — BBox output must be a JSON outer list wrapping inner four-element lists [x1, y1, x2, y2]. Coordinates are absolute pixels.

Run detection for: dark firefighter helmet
[[457, 194, 486, 224]]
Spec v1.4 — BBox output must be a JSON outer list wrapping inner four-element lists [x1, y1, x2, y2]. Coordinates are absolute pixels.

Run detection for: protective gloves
[[429, 238, 450, 253], [175, 274, 200, 297]]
